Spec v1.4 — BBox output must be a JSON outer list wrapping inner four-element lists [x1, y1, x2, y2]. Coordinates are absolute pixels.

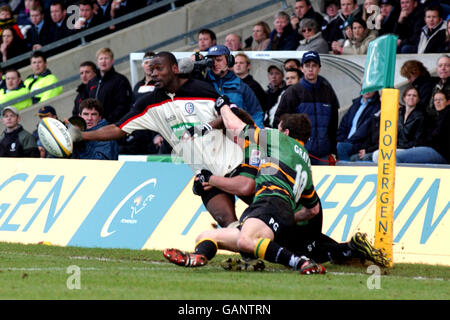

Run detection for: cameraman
[[201, 45, 264, 128]]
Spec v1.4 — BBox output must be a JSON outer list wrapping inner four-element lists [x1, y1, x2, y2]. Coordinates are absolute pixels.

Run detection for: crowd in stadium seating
[[0, 0, 448, 165]]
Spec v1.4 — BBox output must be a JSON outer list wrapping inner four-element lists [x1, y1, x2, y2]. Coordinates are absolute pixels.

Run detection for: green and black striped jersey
[[242, 124, 319, 210]]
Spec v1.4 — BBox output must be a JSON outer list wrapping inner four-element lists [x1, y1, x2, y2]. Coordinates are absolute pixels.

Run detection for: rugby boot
[[163, 248, 207, 267], [349, 232, 390, 267], [298, 259, 326, 275]]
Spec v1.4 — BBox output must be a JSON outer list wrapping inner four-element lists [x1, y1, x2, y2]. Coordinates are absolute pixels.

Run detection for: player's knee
[[236, 234, 254, 254], [195, 230, 215, 243]]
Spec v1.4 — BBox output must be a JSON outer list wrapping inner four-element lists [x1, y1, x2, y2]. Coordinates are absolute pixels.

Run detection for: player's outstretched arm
[[81, 124, 127, 141], [208, 175, 255, 197]]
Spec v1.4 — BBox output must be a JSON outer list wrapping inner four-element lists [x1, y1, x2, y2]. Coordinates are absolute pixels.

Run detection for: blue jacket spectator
[[77, 118, 118, 160], [205, 45, 264, 127], [273, 50, 339, 166], [337, 91, 381, 160]]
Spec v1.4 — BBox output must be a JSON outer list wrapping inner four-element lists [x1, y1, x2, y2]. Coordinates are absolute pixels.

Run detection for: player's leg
[[203, 192, 238, 227], [164, 227, 241, 268], [239, 218, 325, 274]]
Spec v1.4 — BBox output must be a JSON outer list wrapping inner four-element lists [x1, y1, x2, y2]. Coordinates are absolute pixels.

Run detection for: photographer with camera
[[201, 45, 264, 128]]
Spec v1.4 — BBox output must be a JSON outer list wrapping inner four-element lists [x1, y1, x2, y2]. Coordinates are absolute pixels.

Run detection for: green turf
[[0, 242, 448, 300]]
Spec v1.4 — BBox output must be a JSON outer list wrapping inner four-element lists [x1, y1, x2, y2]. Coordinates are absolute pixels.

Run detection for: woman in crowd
[[400, 59, 433, 111], [0, 26, 27, 62], [394, 90, 450, 165], [296, 18, 329, 53], [373, 86, 425, 163], [250, 21, 271, 51], [331, 17, 377, 55]]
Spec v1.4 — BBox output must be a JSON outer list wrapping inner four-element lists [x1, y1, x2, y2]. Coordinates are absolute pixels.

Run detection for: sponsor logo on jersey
[[249, 149, 261, 167], [185, 102, 195, 114]]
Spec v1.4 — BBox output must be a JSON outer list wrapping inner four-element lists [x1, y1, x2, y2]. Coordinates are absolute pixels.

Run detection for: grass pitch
[[0, 242, 448, 300]]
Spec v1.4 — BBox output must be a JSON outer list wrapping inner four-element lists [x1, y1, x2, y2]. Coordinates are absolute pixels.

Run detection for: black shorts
[[200, 166, 254, 206], [239, 196, 295, 242], [279, 201, 323, 251]]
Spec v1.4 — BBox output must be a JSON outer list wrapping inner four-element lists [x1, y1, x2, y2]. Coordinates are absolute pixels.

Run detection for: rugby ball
[[38, 117, 73, 157]]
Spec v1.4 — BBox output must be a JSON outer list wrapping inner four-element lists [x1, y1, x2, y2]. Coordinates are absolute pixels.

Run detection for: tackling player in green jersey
[[164, 103, 326, 274]]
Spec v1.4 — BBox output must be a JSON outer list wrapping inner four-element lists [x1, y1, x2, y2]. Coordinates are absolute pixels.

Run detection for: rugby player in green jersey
[[164, 103, 327, 274]]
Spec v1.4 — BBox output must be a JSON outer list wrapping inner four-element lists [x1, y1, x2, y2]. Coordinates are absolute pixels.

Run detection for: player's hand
[[182, 123, 212, 140], [65, 121, 82, 143], [214, 95, 231, 115], [192, 169, 212, 195], [197, 169, 212, 183]]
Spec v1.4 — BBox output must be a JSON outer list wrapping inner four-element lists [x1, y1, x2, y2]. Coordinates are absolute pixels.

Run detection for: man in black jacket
[[393, 0, 425, 53], [73, 61, 98, 116], [86, 48, 132, 124]]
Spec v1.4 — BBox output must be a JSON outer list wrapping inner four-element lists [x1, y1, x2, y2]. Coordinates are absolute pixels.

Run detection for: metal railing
[[0, 0, 290, 111]]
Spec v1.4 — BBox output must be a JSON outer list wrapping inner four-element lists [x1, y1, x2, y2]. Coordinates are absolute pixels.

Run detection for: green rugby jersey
[[243, 125, 319, 210]]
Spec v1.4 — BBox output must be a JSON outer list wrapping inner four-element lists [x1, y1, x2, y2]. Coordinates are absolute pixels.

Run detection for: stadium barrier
[[0, 158, 448, 266]]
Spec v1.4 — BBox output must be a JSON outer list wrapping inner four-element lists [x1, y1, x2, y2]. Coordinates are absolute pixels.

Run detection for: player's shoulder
[[181, 78, 218, 98]]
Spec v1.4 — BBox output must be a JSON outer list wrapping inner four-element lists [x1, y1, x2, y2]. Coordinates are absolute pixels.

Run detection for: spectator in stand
[[290, 0, 326, 40], [375, 0, 400, 36], [24, 51, 63, 104], [351, 109, 380, 161], [323, 0, 362, 50], [427, 55, 450, 118], [390, 89, 449, 164], [125, 50, 171, 155], [232, 52, 268, 113], [96, 0, 112, 22], [248, 21, 270, 51], [73, 60, 98, 116], [323, 0, 340, 24], [296, 18, 329, 53], [361, 0, 379, 23], [274, 51, 340, 165], [417, 4, 447, 54], [49, 1, 73, 42], [25, 4, 53, 51], [75, 98, 118, 160], [0, 68, 32, 111], [331, 16, 377, 55], [400, 59, 433, 111], [0, 5, 24, 40], [266, 11, 299, 51], [224, 33, 243, 51], [73, 0, 106, 42], [132, 51, 155, 102], [265, 68, 302, 128], [284, 58, 302, 72], [265, 64, 286, 126], [109, 0, 147, 31], [0, 27, 27, 63], [336, 90, 380, 161], [197, 28, 216, 52], [444, 16, 450, 53], [204, 45, 264, 127], [393, 0, 425, 53], [86, 47, 132, 124], [32, 105, 58, 158], [0, 106, 39, 158], [373, 86, 427, 164], [16, 0, 38, 29]]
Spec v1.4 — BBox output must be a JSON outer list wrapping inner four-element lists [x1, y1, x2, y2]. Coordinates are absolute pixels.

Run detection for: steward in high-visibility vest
[[24, 51, 63, 104], [0, 81, 32, 111], [0, 68, 32, 111]]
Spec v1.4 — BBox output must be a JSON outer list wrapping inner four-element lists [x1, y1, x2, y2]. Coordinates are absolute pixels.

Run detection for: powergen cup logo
[[100, 178, 157, 238]]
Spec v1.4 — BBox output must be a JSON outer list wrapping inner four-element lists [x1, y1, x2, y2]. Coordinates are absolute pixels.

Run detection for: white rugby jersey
[[117, 79, 243, 176]]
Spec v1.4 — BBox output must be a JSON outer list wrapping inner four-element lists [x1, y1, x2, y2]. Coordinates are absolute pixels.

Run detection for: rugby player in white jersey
[[70, 51, 247, 227]]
